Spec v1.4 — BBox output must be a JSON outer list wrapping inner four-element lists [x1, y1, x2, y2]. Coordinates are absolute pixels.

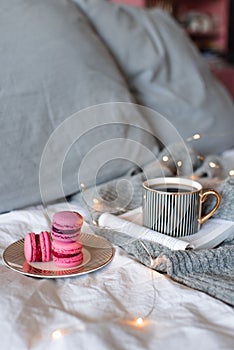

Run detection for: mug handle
[[199, 189, 221, 224]]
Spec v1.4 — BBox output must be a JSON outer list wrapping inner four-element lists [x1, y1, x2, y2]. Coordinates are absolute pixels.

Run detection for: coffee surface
[[151, 184, 196, 193]]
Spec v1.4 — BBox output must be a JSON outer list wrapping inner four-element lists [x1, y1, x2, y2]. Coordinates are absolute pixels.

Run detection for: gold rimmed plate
[[3, 233, 114, 278]]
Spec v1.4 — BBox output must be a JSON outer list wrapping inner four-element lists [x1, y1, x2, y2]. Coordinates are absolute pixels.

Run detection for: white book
[[98, 207, 234, 251]]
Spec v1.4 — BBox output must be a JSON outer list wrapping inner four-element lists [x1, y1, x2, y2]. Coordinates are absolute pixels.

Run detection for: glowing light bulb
[[51, 329, 63, 340], [92, 198, 99, 204], [51, 323, 85, 339], [80, 183, 85, 191], [132, 317, 150, 329], [127, 317, 147, 328], [177, 160, 182, 167], [92, 219, 97, 226], [136, 317, 144, 326], [119, 317, 153, 330], [162, 156, 169, 162], [193, 133, 201, 140], [229, 170, 234, 176], [187, 133, 201, 142], [208, 161, 218, 168]]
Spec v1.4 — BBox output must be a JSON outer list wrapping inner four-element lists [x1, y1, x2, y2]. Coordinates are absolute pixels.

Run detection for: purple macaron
[[51, 211, 83, 243]]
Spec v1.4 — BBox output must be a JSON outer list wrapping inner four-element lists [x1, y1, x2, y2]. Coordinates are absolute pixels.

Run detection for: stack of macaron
[[24, 211, 84, 268], [51, 211, 84, 268]]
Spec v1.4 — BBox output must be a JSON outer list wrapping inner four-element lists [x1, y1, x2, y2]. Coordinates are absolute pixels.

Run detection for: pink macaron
[[52, 240, 83, 268], [24, 231, 51, 263], [51, 211, 83, 243]]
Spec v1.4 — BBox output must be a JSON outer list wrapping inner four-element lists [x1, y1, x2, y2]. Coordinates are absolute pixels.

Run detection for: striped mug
[[142, 177, 221, 237]]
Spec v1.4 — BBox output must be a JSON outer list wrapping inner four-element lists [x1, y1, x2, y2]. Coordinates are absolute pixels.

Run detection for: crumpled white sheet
[[0, 202, 234, 350]]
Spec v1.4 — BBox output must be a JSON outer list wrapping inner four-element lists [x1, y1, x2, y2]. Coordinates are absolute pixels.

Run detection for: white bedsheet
[[0, 202, 234, 350]]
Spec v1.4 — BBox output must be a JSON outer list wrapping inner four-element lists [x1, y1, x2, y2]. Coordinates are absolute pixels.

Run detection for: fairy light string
[[72, 129, 234, 339]]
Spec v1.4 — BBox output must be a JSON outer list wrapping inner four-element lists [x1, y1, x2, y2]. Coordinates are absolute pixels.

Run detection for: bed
[[0, 1, 234, 349]]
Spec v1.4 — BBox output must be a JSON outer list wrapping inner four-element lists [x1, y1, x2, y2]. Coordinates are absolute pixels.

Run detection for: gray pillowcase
[[0, 0, 159, 213], [74, 0, 234, 155]]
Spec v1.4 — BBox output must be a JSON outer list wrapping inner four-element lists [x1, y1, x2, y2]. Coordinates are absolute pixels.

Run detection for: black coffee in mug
[[151, 184, 196, 193], [143, 177, 221, 237]]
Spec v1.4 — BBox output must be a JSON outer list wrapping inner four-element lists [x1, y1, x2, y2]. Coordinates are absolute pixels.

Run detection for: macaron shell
[[53, 252, 83, 268], [24, 232, 37, 262], [52, 240, 83, 268], [39, 231, 51, 262], [24, 232, 41, 262], [52, 211, 83, 231], [52, 240, 82, 251]]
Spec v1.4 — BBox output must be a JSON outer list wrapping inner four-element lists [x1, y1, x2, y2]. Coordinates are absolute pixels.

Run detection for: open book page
[[180, 218, 234, 249], [98, 207, 234, 251], [98, 209, 190, 251]]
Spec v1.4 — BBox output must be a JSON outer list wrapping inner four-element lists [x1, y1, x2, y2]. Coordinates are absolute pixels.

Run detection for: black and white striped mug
[[142, 177, 221, 237]]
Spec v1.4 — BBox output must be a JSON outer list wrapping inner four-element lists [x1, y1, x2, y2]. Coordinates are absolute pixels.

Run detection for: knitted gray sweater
[[72, 145, 234, 306]]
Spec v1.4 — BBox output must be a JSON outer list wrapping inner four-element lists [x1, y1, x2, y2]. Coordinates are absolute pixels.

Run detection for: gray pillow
[[74, 0, 234, 155], [0, 0, 159, 213]]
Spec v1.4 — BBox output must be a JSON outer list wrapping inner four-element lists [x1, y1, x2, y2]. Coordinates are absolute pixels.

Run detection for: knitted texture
[[203, 177, 234, 221], [72, 145, 234, 305], [93, 227, 234, 306]]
